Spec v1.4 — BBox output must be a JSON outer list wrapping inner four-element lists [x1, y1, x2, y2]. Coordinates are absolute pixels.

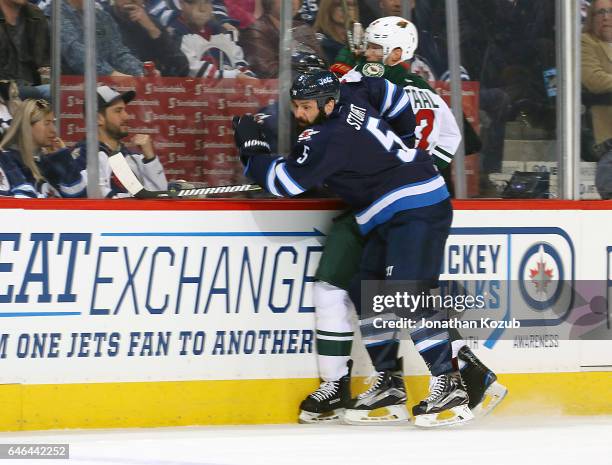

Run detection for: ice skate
[[299, 362, 352, 423], [458, 346, 508, 417], [343, 358, 409, 425], [412, 372, 474, 427]]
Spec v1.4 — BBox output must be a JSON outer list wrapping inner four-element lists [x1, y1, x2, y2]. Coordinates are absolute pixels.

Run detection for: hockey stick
[[106, 151, 262, 199]]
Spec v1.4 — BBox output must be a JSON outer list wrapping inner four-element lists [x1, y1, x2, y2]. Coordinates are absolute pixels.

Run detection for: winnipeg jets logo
[[519, 242, 564, 311], [297, 129, 319, 142]]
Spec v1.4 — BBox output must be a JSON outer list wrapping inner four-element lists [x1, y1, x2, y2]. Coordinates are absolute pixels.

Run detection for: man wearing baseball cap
[[39, 85, 167, 198]]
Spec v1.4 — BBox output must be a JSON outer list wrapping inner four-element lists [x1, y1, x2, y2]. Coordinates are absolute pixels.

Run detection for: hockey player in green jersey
[[299, 16, 507, 427]]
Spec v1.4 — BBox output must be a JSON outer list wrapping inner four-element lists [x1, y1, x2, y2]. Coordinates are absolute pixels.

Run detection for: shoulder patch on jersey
[[254, 112, 271, 123], [362, 62, 385, 78], [297, 128, 320, 142], [0, 166, 9, 191], [71, 148, 81, 159]]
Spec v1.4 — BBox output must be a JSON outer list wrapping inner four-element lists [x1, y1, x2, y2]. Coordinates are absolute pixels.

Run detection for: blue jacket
[[0, 149, 41, 198], [52, 0, 143, 76]]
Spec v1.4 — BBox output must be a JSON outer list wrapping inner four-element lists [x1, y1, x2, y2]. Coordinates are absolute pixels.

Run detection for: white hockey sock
[[314, 281, 354, 382]]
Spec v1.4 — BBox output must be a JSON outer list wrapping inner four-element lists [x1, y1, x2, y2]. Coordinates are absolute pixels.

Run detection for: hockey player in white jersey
[[300, 17, 507, 427]]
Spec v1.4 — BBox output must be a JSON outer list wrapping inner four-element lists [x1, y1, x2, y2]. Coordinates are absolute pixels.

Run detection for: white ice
[[1, 416, 611, 465]]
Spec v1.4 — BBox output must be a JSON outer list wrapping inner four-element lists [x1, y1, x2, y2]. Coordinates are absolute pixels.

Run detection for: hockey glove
[[232, 115, 271, 156]]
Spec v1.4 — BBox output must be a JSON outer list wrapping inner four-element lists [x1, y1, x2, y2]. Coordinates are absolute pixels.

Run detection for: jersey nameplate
[[405, 87, 440, 110], [346, 104, 367, 130]]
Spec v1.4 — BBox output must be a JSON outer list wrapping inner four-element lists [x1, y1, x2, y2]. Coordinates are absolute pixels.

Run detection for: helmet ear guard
[[365, 16, 418, 63]]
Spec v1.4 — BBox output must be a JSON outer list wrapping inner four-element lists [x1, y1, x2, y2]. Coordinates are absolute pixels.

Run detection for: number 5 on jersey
[[297, 145, 310, 164], [366, 117, 417, 163]]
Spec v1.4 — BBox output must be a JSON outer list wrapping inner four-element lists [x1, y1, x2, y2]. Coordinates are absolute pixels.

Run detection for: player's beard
[[295, 109, 327, 129]]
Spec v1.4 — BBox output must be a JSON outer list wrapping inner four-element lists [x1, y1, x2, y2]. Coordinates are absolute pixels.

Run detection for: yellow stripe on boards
[[0, 372, 610, 431]]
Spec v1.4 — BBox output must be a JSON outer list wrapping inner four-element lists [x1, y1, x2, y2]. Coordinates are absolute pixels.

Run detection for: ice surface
[[1, 416, 610, 465]]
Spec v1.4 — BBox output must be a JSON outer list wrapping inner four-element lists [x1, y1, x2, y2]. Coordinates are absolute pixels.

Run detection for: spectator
[[240, 0, 320, 78], [0, 98, 64, 197], [0, 0, 51, 100], [379, 0, 402, 17], [0, 80, 21, 138], [224, 0, 262, 29], [148, 0, 240, 37], [313, 0, 360, 64], [105, 0, 190, 77], [297, 0, 318, 25], [172, 0, 255, 78], [582, 0, 612, 198], [54, 0, 143, 76], [40, 86, 168, 198]]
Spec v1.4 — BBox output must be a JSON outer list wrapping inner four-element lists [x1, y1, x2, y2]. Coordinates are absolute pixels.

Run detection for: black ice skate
[[299, 361, 352, 423], [412, 372, 474, 427], [458, 346, 508, 417], [343, 358, 409, 424]]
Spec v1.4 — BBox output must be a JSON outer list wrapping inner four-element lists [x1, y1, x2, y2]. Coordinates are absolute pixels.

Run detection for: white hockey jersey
[[342, 68, 461, 168]]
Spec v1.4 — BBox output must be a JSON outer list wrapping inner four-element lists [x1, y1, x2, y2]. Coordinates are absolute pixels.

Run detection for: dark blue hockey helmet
[[290, 70, 340, 110], [291, 49, 327, 74]]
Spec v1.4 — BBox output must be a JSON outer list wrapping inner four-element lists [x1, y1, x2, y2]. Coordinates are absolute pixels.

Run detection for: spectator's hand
[[125, 4, 161, 39], [222, 23, 239, 41], [132, 134, 155, 160], [37, 66, 51, 84], [47, 137, 65, 152]]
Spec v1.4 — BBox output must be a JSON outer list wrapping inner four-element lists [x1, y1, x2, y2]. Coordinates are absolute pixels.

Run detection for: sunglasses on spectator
[[594, 7, 612, 17], [35, 99, 50, 110]]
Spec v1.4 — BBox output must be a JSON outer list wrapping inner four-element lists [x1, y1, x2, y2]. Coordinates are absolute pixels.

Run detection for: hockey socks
[[365, 339, 400, 372], [314, 282, 354, 381], [410, 326, 453, 376]]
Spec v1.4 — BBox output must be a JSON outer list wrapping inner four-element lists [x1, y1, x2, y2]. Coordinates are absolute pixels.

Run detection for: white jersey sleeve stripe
[[433, 146, 453, 163], [276, 162, 305, 196], [266, 157, 284, 197], [380, 80, 395, 116], [387, 91, 411, 120]]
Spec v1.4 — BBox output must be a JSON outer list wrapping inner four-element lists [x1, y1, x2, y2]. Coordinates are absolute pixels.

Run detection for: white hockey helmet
[[365, 16, 418, 63]]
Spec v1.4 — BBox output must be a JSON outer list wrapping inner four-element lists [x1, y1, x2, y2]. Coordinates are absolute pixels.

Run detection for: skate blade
[[472, 381, 508, 417], [413, 404, 474, 428], [343, 405, 410, 425], [298, 409, 344, 424]]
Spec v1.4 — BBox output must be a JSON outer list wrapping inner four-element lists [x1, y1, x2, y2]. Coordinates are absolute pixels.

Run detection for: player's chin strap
[[106, 150, 262, 199]]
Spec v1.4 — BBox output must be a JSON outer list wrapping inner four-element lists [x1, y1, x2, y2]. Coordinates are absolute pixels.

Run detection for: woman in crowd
[[313, 0, 359, 64], [582, 0, 612, 198], [0, 99, 64, 198]]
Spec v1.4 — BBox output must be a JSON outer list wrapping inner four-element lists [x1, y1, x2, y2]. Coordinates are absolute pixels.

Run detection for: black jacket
[[0, 4, 50, 85], [106, 6, 189, 77]]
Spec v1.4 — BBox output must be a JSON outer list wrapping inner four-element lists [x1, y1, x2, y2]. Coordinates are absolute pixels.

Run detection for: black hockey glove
[[232, 115, 271, 157]]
